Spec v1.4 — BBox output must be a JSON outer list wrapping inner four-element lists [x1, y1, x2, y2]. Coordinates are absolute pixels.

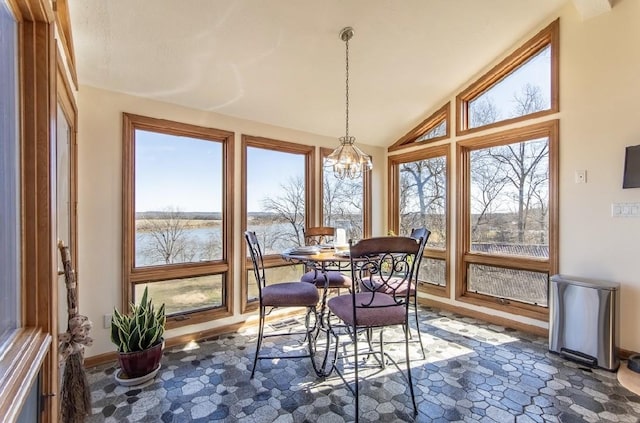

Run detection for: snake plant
[[110, 287, 166, 353]]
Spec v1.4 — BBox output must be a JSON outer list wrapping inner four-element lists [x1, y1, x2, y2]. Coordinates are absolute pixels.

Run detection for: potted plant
[[110, 286, 166, 380]]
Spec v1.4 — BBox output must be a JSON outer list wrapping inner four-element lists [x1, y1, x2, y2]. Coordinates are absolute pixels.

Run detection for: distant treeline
[[136, 211, 289, 220]]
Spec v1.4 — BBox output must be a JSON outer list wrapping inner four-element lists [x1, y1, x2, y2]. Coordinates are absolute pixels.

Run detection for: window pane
[[468, 264, 548, 306], [247, 265, 304, 302], [135, 130, 223, 266], [470, 137, 549, 258], [399, 156, 446, 248], [247, 147, 306, 255], [469, 46, 551, 129], [135, 275, 224, 315], [322, 158, 364, 241], [418, 258, 445, 287], [0, 1, 19, 341], [416, 120, 446, 143]]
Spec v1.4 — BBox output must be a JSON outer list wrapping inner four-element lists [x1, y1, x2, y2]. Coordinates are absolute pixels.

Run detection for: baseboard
[[418, 297, 548, 337]]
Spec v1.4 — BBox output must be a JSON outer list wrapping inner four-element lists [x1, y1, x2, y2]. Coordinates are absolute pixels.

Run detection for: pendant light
[[325, 27, 372, 180]]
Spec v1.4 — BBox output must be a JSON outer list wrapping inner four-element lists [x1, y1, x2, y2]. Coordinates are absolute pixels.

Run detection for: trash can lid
[[550, 274, 620, 290]]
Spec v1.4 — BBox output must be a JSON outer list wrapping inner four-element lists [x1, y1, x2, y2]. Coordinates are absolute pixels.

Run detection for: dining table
[[281, 246, 357, 376]]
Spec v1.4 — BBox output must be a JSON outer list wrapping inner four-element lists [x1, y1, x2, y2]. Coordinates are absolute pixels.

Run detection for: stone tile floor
[[86, 307, 640, 422]]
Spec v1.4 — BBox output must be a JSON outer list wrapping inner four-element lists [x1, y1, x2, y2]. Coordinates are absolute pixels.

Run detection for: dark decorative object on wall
[[622, 144, 640, 188]]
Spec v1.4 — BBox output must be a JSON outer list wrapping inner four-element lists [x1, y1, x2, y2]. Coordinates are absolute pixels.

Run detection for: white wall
[[559, 0, 640, 352], [77, 86, 385, 356], [79, 0, 640, 357]]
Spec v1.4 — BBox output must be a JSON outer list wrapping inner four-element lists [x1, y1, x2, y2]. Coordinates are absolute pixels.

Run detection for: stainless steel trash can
[[549, 274, 620, 371]]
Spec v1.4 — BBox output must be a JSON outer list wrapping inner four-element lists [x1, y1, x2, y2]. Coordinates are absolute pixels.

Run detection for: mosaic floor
[[86, 307, 640, 422]]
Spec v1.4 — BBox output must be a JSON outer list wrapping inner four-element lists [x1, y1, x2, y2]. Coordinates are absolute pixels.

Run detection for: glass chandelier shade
[[325, 27, 372, 180]]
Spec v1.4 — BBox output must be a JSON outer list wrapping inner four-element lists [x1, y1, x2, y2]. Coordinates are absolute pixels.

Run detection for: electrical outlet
[[104, 314, 112, 329], [575, 170, 587, 184]]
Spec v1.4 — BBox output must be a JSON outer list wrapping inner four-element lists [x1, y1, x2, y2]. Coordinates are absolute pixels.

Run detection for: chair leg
[[251, 306, 266, 379], [413, 299, 426, 360], [353, 327, 360, 422], [404, 321, 418, 416]]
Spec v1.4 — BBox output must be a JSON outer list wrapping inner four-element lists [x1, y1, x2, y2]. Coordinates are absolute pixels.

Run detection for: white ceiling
[[68, 0, 569, 147]]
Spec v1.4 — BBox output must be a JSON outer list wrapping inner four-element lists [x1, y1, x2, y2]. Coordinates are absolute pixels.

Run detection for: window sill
[[0, 327, 51, 422]]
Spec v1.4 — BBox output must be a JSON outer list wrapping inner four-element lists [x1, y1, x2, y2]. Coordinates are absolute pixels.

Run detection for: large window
[[123, 114, 234, 327], [321, 147, 371, 242], [457, 19, 558, 136], [389, 145, 450, 297], [457, 121, 558, 319], [241, 135, 314, 311], [0, 0, 19, 344]]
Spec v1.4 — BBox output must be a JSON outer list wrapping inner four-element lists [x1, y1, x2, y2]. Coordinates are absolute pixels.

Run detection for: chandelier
[[326, 27, 372, 180]]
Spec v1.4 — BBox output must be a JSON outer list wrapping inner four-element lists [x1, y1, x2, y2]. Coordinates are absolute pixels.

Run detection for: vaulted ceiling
[[69, 0, 580, 147]]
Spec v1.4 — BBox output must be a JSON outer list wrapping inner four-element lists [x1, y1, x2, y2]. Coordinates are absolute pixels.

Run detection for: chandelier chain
[[345, 36, 349, 139]]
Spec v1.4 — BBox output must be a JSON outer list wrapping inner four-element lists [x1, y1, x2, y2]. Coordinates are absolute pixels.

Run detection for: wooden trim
[[456, 19, 559, 136], [388, 102, 450, 152], [455, 120, 559, 319], [121, 113, 235, 327], [0, 329, 51, 422], [418, 297, 548, 337], [240, 135, 316, 313], [319, 146, 372, 239], [56, 46, 78, 308], [14, 0, 54, 22], [53, 0, 77, 89], [388, 144, 451, 300]]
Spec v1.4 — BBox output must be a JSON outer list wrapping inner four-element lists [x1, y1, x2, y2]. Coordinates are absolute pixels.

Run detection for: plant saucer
[[114, 363, 161, 387]]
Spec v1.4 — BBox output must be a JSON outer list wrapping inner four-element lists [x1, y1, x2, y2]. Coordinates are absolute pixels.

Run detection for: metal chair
[[360, 227, 431, 358], [327, 236, 425, 420], [244, 231, 320, 378], [300, 226, 352, 290]]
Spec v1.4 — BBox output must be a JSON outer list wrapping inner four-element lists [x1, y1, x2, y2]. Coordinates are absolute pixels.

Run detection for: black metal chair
[[327, 236, 425, 420], [244, 231, 320, 378], [299, 226, 352, 290], [360, 227, 431, 358]]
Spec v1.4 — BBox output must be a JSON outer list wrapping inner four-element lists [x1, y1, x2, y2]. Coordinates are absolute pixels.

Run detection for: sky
[[135, 131, 306, 213]]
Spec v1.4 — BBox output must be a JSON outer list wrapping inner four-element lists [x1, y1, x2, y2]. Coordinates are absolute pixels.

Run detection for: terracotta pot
[[117, 339, 164, 378]]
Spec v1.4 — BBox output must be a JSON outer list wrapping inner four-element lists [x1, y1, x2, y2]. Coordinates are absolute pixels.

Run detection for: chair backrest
[[409, 227, 431, 283], [304, 226, 335, 246], [350, 236, 423, 306], [245, 231, 266, 296]]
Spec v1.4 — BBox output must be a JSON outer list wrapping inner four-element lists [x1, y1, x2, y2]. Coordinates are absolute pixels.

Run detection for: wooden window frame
[[241, 135, 315, 314], [319, 146, 372, 239], [455, 120, 559, 321], [0, 0, 61, 421], [388, 102, 450, 152], [122, 113, 235, 329], [388, 144, 451, 298], [56, 46, 78, 287], [456, 19, 559, 136]]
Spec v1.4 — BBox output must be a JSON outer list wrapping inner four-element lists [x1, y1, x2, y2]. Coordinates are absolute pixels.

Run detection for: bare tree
[[469, 95, 500, 128], [470, 150, 508, 239], [261, 175, 305, 247], [399, 157, 446, 244], [137, 206, 196, 264], [323, 174, 364, 240]]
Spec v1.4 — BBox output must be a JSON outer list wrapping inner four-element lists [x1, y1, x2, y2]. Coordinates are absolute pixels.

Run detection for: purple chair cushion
[[328, 292, 405, 327], [360, 276, 415, 296], [301, 270, 352, 289], [262, 282, 319, 308]]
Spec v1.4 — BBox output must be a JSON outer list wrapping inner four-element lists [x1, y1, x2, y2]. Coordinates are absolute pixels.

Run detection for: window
[[0, 0, 19, 344], [457, 19, 558, 135], [123, 114, 234, 327], [457, 121, 558, 319], [388, 102, 450, 152], [389, 145, 450, 296], [241, 135, 314, 311], [321, 147, 371, 242]]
